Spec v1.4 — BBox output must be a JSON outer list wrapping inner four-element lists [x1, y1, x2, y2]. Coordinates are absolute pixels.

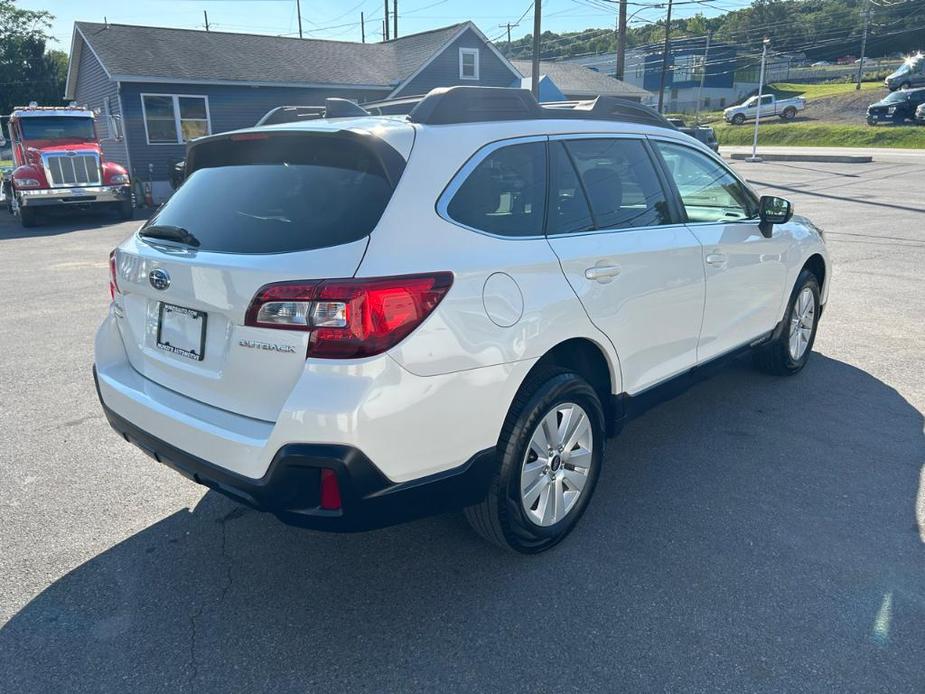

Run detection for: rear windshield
[[144, 133, 402, 254]]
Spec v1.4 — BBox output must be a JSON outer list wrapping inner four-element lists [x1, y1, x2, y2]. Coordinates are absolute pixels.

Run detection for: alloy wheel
[[788, 286, 816, 361], [520, 402, 593, 527]]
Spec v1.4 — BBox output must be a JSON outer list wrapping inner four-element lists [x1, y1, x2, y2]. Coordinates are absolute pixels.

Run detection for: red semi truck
[[1, 103, 132, 228]]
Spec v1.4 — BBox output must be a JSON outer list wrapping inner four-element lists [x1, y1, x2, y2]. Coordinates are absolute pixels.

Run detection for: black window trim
[[647, 134, 761, 226]]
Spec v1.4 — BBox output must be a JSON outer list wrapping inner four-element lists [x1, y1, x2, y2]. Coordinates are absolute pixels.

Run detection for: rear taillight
[[108, 249, 119, 299], [245, 273, 453, 359]]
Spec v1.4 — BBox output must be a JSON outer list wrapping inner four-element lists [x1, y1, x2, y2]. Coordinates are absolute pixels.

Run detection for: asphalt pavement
[[1, 151, 923, 693]]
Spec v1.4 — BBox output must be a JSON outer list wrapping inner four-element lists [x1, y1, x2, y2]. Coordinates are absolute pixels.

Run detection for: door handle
[[705, 252, 727, 266], [584, 264, 622, 282]]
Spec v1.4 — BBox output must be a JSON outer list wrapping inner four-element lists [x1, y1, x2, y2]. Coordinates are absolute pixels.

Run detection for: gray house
[[511, 60, 651, 102], [65, 21, 522, 200]]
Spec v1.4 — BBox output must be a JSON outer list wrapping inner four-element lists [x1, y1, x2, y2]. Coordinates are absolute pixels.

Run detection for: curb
[[727, 152, 873, 163]]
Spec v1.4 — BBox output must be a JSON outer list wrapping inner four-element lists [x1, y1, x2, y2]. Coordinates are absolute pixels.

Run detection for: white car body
[[94, 88, 829, 539], [724, 94, 806, 123]]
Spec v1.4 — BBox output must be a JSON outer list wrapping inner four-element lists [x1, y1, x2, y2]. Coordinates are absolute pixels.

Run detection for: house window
[[459, 48, 479, 80], [141, 94, 211, 145]]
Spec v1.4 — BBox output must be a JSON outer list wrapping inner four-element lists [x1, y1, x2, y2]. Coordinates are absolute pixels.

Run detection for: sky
[[20, 0, 741, 52]]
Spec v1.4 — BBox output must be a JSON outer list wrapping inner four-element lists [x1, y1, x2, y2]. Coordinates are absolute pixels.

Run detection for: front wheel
[[464, 369, 605, 553], [753, 270, 821, 376], [731, 113, 746, 125], [867, 116, 877, 126], [18, 204, 38, 228]]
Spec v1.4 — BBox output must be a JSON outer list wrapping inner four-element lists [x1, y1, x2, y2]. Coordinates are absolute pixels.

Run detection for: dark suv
[[867, 88, 925, 124], [667, 118, 720, 152]]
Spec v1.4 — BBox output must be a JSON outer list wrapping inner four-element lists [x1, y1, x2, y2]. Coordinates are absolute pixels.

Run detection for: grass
[[0, 160, 11, 168], [715, 122, 925, 148], [767, 80, 882, 100]]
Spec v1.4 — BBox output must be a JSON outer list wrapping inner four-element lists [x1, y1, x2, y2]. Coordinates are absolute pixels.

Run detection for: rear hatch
[[112, 125, 411, 422]]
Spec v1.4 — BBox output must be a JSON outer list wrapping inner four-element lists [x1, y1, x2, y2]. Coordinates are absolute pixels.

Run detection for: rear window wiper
[[139, 224, 201, 247]]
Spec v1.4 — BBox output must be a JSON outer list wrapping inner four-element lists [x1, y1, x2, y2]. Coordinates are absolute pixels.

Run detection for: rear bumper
[[95, 366, 497, 531], [19, 184, 130, 207]]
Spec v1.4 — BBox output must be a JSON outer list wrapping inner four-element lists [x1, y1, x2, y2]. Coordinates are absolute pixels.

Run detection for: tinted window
[[19, 117, 95, 141], [548, 142, 594, 235], [145, 135, 396, 254], [655, 141, 758, 223], [447, 142, 546, 237], [562, 138, 672, 231]]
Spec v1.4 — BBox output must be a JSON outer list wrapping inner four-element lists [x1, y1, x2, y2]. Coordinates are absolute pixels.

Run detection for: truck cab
[[2, 103, 132, 228]]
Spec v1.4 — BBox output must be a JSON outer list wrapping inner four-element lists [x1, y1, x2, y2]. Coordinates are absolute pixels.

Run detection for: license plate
[[156, 303, 206, 361]]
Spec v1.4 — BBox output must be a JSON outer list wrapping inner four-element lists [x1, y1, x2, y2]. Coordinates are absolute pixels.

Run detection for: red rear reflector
[[108, 249, 119, 299], [244, 273, 453, 359], [319, 469, 341, 510]]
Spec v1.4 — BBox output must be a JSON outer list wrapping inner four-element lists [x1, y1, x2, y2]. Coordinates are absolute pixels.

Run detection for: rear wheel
[[732, 113, 746, 125], [464, 369, 605, 553], [753, 270, 820, 376], [781, 107, 797, 120]]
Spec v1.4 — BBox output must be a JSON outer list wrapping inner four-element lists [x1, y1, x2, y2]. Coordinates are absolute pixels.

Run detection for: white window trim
[[459, 48, 480, 81], [140, 93, 212, 146]]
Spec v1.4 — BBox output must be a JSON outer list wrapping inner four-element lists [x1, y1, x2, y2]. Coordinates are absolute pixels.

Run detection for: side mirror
[[105, 114, 124, 142], [758, 195, 793, 237]]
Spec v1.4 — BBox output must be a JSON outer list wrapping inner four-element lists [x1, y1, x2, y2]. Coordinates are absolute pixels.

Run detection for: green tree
[[0, 0, 63, 116]]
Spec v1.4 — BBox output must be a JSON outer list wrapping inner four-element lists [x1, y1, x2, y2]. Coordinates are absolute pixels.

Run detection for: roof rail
[[407, 86, 677, 130], [364, 95, 427, 116], [255, 105, 325, 126]]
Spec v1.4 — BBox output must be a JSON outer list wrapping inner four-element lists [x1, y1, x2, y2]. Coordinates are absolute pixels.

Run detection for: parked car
[[866, 87, 925, 124], [915, 102, 925, 124], [666, 118, 719, 152], [724, 94, 806, 124], [94, 87, 829, 553], [884, 54, 925, 91], [811, 61, 831, 67]]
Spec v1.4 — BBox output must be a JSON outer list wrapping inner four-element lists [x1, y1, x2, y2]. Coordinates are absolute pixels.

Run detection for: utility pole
[[361, 12, 365, 43], [656, 0, 674, 113], [695, 30, 712, 124], [855, 0, 872, 90], [384, 0, 390, 40], [747, 37, 771, 163], [531, 0, 542, 98], [615, 0, 627, 80], [393, 0, 398, 39], [499, 22, 513, 56], [296, 0, 302, 38], [382, 19, 386, 41], [203, 10, 209, 31]]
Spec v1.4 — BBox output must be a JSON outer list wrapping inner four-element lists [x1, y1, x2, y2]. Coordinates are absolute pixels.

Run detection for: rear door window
[[558, 138, 673, 231], [143, 133, 401, 254], [445, 141, 546, 237]]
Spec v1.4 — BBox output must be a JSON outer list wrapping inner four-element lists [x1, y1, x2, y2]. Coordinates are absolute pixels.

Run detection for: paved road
[[1, 154, 924, 693]]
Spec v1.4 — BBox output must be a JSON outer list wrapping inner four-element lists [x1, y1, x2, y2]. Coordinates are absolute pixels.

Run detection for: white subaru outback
[[94, 87, 829, 553]]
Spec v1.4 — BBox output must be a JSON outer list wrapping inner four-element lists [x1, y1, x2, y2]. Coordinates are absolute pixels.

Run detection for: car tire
[[866, 116, 877, 126], [781, 107, 797, 120], [732, 113, 746, 125], [753, 269, 821, 376], [18, 204, 38, 228], [464, 368, 605, 554]]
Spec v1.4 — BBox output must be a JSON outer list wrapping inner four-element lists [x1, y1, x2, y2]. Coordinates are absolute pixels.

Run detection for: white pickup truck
[[724, 93, 806, 124]]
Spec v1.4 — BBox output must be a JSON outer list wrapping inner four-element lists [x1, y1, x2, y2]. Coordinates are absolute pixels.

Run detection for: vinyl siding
[[394, 28, 519, 97], [71, 38, 130, 167], [119, 82, 390, 181]]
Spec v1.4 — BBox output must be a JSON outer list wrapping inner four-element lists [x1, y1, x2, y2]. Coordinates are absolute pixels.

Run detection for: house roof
[[67, 21, 477, 96], [512, 60, 651, 99]]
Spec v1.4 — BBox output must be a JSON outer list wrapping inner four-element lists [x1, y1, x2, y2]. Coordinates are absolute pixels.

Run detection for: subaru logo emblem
[[149, 268, 170, 291]]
